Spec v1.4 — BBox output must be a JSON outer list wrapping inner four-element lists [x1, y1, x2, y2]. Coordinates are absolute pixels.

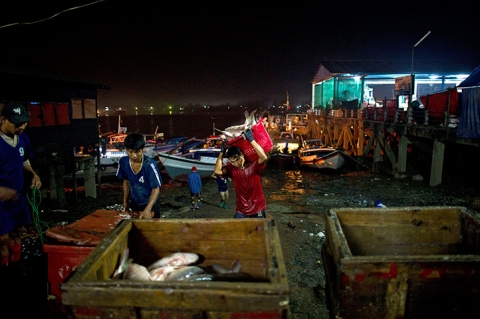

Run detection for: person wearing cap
[[187, 166, 202, 210], [116, 133, 163, 219], [0, 102, 42, 266], [213, 128, 268, 218]]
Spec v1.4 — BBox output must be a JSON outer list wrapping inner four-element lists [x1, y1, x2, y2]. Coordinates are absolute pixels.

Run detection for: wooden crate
[[61, 218, 289, 319], [323, 206, 480, 319]]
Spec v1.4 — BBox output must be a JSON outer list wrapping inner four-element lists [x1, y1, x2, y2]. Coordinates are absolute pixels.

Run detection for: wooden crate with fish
[[61, 218, 289, 318], [322, 206, 480, 319]]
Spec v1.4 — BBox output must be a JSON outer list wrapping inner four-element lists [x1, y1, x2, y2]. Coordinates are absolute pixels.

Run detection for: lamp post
[[411, 30, 431, 75], [409, 31, 431, 107]]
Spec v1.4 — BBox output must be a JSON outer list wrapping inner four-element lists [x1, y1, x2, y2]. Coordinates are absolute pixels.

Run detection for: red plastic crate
[[43, 243, 95, 297], [227, 121, 273, 162]]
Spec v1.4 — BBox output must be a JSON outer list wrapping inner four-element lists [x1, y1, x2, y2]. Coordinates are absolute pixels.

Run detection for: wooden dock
[[302, 107, 478, 186]]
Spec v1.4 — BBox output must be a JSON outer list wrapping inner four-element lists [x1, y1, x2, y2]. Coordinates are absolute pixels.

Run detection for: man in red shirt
[[213, 129, 268, 218]]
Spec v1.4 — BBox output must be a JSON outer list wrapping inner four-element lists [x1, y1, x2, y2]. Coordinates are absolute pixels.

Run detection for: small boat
[[95, 148, 127, 171], [298, 139, 345, 170], [153, 136, 188, 153], [269, 139, 299, 164], [157, 147, 227, 179]]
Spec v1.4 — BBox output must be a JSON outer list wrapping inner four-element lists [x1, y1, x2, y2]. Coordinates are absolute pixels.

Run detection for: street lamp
[[411, 30, 431, 75], [410, 31, 431, 107]]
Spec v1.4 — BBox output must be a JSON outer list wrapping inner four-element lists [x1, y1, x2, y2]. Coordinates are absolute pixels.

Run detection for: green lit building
[[311, 60, 475, 111]]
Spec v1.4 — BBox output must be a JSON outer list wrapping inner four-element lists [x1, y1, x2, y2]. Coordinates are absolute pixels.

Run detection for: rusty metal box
[[61, 218, 289, 318], [323, 206, 480, 319]]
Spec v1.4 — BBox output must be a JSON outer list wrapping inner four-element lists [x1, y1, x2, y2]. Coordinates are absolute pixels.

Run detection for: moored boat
[[153, 136, 188, 153], [157, 148, 227, 179], [298, 139, 345, 170]]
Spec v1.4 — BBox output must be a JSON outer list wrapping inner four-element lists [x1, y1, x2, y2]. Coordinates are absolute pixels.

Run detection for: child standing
[[116, 133, 162, 218], [187, 166, 202, 210], [212, 173, 229, 209]]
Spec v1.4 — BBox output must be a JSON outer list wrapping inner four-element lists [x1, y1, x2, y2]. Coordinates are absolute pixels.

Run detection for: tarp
[[458, 65, 480, 88], [46, 210, 138, 246], [420, 88, 460, 125], [420, 88, 459, 115], [456, 87, 480, 138]]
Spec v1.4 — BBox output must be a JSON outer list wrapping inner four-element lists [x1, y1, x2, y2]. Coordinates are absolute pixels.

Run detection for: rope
[[27, 187, 49, 243]]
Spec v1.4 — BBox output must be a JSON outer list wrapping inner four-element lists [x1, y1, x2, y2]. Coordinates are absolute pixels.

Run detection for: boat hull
[[298, 148, 345, 170], [157, 149, 226, 179]]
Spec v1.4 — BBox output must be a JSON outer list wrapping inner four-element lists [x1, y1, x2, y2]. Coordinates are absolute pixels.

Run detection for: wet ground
[[2, 156, 480, 318]]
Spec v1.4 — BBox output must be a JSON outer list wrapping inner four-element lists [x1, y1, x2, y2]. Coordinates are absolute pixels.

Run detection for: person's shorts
[[233, 210, 265, 219]]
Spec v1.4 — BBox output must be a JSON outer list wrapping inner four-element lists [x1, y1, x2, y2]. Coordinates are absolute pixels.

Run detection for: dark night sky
[[0, 0, 479, 110]]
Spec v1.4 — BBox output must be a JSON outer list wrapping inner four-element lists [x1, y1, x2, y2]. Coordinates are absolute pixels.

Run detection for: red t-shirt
[[224, 160, 266, 216]]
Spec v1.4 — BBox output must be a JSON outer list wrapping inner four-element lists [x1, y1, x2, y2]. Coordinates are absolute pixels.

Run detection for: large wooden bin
[[61, 218, 289, 318], [323, 206, 480, 319]]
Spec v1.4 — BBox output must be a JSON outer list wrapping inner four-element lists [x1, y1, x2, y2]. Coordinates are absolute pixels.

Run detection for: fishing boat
[[100, 115, 159, 158], [95, 148, 127, 171], [153, 136, 188, 154], [269, 131, 300, 165], [156, 137, 206, 155], [270, 132, 299, 155], [297, 139, 345, 170], [157, 147, 227, 179]]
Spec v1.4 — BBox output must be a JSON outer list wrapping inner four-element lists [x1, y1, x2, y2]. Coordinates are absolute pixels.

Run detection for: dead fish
[[184, 272, 255, 282], [149, 265, 204, 281], [221, 110, 258, 140], [124, 263, 152, 281], [147, 252, 199, 271], [149, 265, 177, 281], [112, 247, 132, 279], [165, 266, 204, 281], [212, 259, 242, 274]]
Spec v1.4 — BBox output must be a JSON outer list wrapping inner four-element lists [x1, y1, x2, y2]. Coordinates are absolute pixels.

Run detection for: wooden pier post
[[430, 139, 445, 186]]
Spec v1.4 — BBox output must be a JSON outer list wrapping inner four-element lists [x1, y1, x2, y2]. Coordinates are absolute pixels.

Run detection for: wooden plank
[[265, 219, 289, 285], [334, 207, 462, 227], [325, 211, 352, 264], [71, 306, 136, 319], [130, 218, 266, 233], [343, 224, 462, 254], [130, 236, 266, 260], [70, 222, 131, 281], [63, 283, 288, 309]]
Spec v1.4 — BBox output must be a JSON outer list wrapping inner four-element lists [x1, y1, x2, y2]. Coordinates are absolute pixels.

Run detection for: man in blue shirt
[[116, 133, 162, 218], [0, 102, 42, 266]]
